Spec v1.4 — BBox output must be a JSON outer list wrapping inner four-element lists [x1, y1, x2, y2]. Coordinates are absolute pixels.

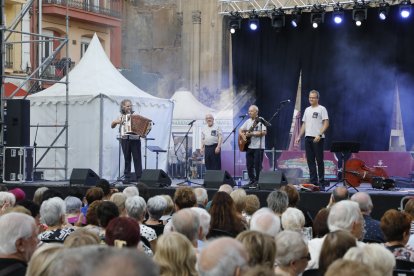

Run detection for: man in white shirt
[[239, 105, 267, 187], [295, 90, 329, 189], [201, 114, 222, 170]]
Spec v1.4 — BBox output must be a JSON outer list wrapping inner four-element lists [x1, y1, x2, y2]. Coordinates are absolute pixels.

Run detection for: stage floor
[[4, 179, 414, 221]]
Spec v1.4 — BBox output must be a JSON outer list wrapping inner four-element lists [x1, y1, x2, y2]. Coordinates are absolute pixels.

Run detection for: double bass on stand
[[344, 158, 393, 189]]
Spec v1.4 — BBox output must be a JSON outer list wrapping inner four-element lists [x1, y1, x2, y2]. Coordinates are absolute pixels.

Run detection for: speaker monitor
[[204, 170, 235, 189], [140, 169, 171, 187], [70, 168, 100, 186], [258, 171, 287, 190], [6, 99, 30, 147]]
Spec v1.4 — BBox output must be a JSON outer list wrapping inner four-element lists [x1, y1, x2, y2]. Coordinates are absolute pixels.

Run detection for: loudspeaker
[[204, 170, 235, 189], [140, 169, 171, 187], [280, 168, 303, 185], [6, 99, 30, 146], [70, 168, 100, 186], [258, 171, 287, 190]]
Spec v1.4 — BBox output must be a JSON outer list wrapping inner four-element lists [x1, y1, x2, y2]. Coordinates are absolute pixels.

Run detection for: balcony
[[42, 58, 75, 81], [43, 0, 121, 20]]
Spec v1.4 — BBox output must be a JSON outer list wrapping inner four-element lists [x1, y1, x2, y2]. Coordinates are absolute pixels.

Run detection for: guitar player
[[238, 105, 267, 188]]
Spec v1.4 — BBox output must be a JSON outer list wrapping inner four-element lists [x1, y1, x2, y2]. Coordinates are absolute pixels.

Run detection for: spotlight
[[399, 0, 412, 18], [378, 2, 389, 20], [311, 5, 325, 29], [228, 12, 241, 34], [332, 6, 344, 24], [290, 7, 302, 28], [271, 8, 285, 29], [352, 3, 367, 26], [248, 11, 259, 31]]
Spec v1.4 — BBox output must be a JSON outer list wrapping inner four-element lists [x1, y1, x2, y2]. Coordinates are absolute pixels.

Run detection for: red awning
[[4, 82, 28, 98]]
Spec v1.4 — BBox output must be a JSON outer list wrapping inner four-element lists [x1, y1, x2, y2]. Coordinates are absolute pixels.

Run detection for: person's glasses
[[300, 253, 311, 261], [309, 97, 318, 99]]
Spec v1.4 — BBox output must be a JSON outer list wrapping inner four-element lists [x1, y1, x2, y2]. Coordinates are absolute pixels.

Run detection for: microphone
[[259, 117, 271, 127], [188, 120, 196, 125], [239, 114, 248, 118], [280, 99, 291, 104]]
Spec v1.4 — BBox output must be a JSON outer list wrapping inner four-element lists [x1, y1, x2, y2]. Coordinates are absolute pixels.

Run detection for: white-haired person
[[194, 188, 208, 208], [39, 197, 75, 242], [25, 243, 63, 276], [274, 230, 310, 276], [125, 196, 157, 252], [250, 207, 281, 238], [191, 207, 211, 249], [122, 186, 139, 198], [281, 207, 312, 240], [144, 195, 167, 236], [64, 196, 82, 225], [306, 200, 365, 270], [344, 243, 395, 276], [0, 191, 16, 214], [0, 212, 39, 276]]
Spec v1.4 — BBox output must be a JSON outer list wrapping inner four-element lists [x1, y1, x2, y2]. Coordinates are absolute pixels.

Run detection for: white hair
[[328, 200, 362, 232], [218, 184, 233, 194], [350, 192, 373, 213], [275, 230, 308, 266], [64, 196, 82, 214], [0, 191, 16, 207], [281, 207, 305, 232], [194, 188, 208, 206], [125, 196, 146, 220], [344, 243, 395, 276], [40, 197, 66, 227], [250, 208, 281, 237], [147, 195, 167, 220], [0, 212, 36, 255], [122, 186, 139, 198], [191, 207, 211, 239]]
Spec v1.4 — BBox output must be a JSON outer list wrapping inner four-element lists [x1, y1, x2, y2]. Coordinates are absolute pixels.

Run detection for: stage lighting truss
[[248, 10, 260, 30], [271, 8, 286, 28], [311, 5, 325, 28], [378, 2, 390, 20], [399, 0, 412, 18], [332, 5, 345, 24], [290, 7, 302, 27], [229, 12, 242, 33], [352, 2, 368, 26]]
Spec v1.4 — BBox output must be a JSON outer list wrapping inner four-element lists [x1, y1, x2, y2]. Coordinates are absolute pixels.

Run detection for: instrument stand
[[144, 137, 155, 169], [223, 115, 247, 179], [326, 141, 360, 192], [147, 146, 166, 169], [176, 122, 198, 186]]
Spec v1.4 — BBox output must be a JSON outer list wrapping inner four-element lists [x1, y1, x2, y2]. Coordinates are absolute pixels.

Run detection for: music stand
[[327, 141, 360, 192], [147, 146, 166, 169]]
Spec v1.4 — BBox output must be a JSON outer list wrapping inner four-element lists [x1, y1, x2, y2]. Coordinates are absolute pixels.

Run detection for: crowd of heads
[[0, 182, 412, 276]]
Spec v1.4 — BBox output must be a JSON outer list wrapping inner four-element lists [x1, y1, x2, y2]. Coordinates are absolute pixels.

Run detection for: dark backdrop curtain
[[232, 6, 414, 151]]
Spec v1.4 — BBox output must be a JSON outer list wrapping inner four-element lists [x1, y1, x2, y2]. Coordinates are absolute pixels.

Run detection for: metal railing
[[42, 57, 74, 80], [43, 0, 121, 18]]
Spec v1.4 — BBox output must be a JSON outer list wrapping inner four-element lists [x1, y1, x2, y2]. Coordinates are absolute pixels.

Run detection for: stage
[[4, 179, 414, 221]]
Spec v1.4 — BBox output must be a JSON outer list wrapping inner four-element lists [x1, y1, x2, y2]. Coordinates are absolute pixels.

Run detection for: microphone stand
[[33, 123, 39, 177], [264, 101, 290, 171], [176, 121, 198, 186], [223, 115, 247, 179]]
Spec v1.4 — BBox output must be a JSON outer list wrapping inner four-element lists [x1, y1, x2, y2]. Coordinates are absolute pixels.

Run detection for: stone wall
[[122, 0, 229, 102]]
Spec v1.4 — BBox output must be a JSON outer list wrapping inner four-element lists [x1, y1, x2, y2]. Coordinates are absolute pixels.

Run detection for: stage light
[[228, 12, 242, 34], [378, 2, 389, 20], [290, 7, 302, 28], [352, 3, 367, 26], [248, 11, 259, 31], [332, 6, 344, 24], [399, 0, 412, 18], [271, 8, 285, 29], [311, 5, 325, 29]]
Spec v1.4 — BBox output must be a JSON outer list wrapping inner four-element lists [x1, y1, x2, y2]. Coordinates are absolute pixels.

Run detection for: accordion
[[122, 114, 152, 137]]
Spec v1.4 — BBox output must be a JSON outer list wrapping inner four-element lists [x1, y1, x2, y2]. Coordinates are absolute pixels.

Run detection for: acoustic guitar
[[238, 118, 259, 152]]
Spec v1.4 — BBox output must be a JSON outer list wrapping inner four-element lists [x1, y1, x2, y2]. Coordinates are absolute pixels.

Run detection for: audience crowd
[[0, 181, 412, 276]]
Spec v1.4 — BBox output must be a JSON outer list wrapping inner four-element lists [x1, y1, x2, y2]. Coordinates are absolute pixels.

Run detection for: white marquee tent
[[29, 34, 173, 181]]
